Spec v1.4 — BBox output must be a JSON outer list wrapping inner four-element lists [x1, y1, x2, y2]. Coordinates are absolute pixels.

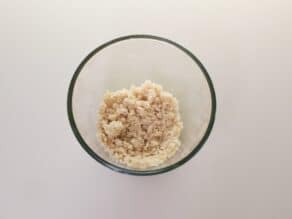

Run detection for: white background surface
[[1, 1, 292, 218]]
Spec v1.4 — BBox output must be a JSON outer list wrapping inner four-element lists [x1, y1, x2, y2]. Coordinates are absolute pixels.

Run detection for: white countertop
[[1, 1, 292, 218]]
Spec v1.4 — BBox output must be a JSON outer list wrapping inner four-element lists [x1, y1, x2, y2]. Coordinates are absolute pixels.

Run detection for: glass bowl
[[67, 35, 216, 175]]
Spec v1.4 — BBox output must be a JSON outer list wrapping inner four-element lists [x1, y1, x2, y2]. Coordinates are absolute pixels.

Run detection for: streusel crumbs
[[97, 81, 183, 169]]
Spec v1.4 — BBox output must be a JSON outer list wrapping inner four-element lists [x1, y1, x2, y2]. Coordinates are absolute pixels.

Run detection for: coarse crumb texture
[[97, 81, 183, 169]]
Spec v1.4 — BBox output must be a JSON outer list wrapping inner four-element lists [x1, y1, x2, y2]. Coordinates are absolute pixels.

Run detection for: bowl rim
[[67, 34, 217, 176]]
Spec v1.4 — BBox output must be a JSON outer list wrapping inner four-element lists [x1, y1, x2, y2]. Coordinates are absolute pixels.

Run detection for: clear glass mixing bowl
[[67, 35, 216, 175]]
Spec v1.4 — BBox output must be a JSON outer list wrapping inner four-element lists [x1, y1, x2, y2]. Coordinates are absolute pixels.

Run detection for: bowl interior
[[69, 36, 215, 173]]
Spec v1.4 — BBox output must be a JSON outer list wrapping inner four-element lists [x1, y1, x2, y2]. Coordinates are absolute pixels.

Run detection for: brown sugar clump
[[97, 81, 183, 169]]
